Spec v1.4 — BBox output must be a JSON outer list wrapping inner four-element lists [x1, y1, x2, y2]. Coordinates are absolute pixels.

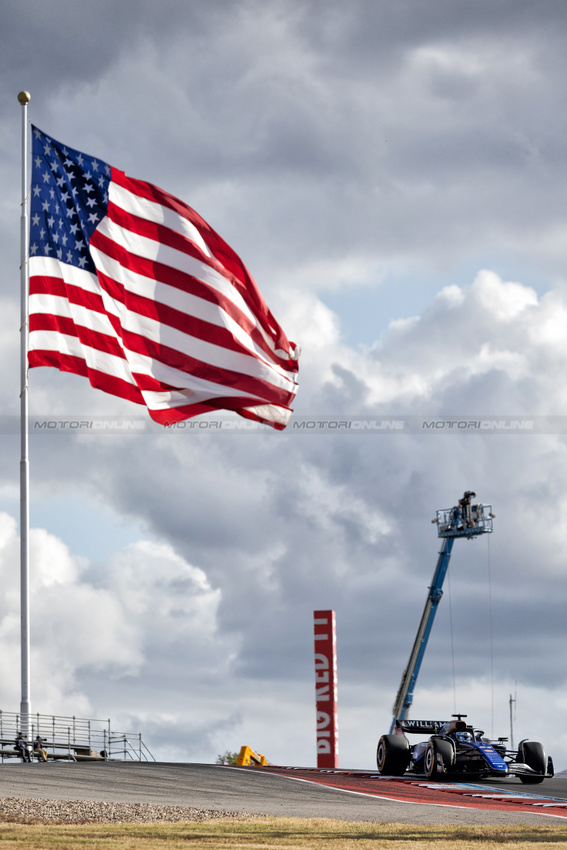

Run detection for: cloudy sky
[[1, 0, 567, 770]]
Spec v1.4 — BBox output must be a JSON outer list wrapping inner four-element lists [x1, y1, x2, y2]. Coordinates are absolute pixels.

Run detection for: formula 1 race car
[[377, 715, 554, 783]]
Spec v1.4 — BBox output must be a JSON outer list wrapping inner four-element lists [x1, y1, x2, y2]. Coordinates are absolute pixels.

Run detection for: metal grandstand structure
[[0, 709, 155, 762]]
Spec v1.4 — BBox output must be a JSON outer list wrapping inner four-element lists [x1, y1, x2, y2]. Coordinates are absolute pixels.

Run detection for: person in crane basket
[[458, 491, 477, 528]]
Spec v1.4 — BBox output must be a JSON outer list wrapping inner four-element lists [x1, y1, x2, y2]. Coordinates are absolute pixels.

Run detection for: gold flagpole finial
[[17, 91, 31, 104]]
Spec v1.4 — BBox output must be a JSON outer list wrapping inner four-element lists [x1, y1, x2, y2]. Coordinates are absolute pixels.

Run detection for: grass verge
[[1, 817, 567, 849]]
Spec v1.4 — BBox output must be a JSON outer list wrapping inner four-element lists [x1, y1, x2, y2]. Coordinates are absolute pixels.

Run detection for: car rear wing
[[393, 719, 448, 735]]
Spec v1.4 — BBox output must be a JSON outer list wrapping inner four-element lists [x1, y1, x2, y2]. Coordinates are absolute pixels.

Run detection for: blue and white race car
[[377, 715, 553, 783]]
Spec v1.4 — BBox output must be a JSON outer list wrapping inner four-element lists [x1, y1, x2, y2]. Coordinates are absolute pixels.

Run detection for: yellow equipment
[[236, 745, 268, 766]]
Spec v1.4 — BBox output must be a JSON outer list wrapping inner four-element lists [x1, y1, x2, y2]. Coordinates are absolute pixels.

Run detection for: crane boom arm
[[388, 492, 494, 734], [390, 537, 453, 731]]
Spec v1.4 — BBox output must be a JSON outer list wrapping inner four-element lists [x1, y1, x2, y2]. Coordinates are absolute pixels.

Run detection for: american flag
[[28, 126, 299, 429]]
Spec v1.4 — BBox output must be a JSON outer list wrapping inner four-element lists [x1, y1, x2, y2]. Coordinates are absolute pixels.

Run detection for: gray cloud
[[1, 0, 567, 769]]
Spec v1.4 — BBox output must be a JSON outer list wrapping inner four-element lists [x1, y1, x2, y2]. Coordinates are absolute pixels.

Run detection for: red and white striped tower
[[313, 610, 338, 768]]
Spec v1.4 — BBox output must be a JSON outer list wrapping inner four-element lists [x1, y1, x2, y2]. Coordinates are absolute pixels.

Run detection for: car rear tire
[[424, 738, 454, 780], [376, 734, 410, 776], [519, 741, 546, 784]]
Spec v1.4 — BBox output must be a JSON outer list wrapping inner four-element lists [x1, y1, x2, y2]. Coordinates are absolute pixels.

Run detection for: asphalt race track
[[1, 762, 567, 825]]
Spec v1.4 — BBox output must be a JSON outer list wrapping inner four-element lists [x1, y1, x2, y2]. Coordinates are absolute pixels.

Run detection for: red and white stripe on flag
[[28, 127, 299, 429]]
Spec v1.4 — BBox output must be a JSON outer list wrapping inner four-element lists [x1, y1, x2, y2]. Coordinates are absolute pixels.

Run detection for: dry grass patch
[[1, 817, 567, 849]]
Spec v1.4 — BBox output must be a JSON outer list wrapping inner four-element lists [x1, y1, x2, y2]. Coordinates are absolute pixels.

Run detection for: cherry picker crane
[[389, 491, 494, 733]]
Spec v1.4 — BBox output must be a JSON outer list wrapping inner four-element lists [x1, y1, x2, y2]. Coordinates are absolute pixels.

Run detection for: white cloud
[[0, 516, 226, 725], [97, 540, 222, 644]]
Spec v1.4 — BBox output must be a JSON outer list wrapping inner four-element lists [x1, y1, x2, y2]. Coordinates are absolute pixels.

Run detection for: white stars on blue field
[[30, 126, 111, 274]]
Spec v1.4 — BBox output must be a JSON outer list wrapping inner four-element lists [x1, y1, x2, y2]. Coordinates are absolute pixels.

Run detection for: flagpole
[[18, 90, 31, 727]]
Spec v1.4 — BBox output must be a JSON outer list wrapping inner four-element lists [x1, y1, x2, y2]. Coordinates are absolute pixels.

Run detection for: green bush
[[215, 750, 239, 765]]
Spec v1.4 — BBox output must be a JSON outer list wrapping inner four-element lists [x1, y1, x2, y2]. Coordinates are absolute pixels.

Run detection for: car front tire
[[424, 738, 454, 780], [518, 741, 546, 784], [376, 734, 410, 776]]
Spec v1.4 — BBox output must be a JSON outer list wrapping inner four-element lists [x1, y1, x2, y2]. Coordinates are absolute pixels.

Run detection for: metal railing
[[0, 709, 155, 762]]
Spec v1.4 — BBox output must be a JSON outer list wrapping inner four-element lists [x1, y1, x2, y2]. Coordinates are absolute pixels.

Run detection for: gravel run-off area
[[0, 797, 256, 824]]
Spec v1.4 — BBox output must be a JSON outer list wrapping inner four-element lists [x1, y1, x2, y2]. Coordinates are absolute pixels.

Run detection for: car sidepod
[[471, 740, 508, 776]]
